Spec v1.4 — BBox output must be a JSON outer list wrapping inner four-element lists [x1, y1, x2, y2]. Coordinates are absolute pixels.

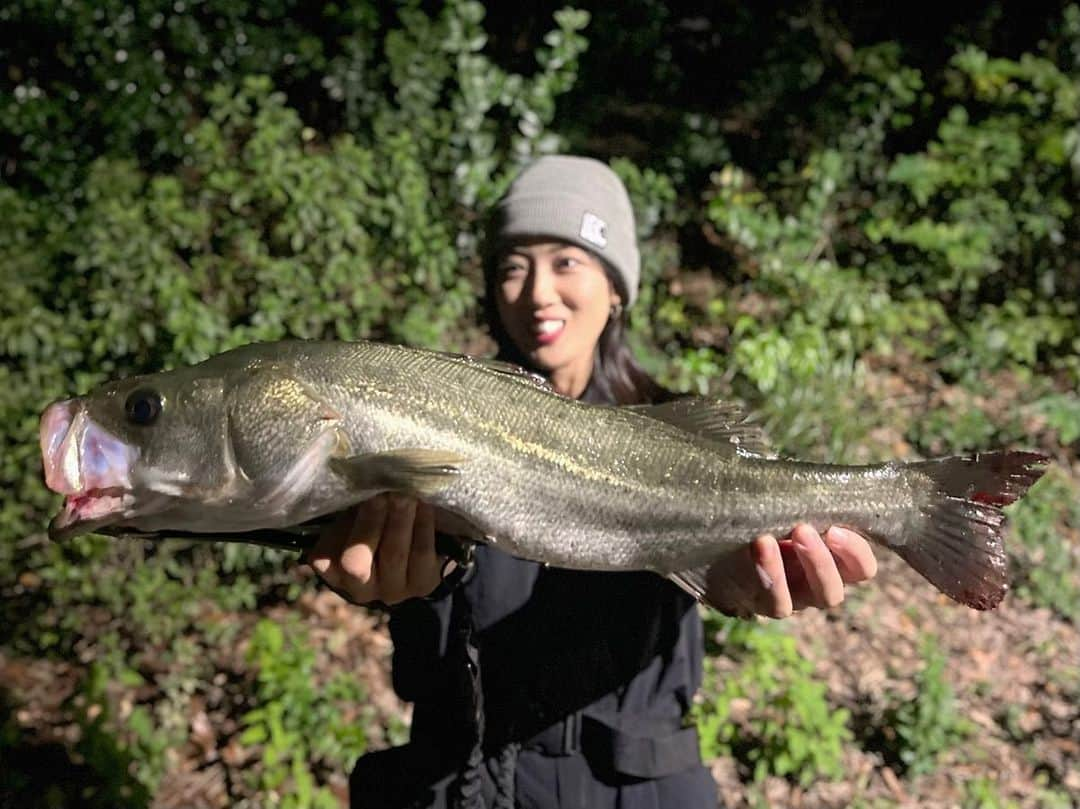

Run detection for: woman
[[307, 155, 878, 808]]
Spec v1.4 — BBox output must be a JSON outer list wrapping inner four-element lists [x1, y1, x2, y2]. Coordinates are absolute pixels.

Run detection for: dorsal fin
[[633, 397, 772, 456], [441, 352, 554, 391]]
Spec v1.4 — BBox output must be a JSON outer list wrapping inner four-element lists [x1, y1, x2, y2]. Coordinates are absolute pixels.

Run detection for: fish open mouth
[[40, 399, 138, 540]]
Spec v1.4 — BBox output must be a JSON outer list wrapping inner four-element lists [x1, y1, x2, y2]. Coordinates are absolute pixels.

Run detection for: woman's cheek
[[499, 278, 525, 304]]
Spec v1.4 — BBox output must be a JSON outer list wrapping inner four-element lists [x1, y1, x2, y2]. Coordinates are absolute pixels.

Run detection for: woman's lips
[[533, 319, 565, 345]]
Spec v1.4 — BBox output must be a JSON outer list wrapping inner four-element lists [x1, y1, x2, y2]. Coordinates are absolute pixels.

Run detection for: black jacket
[[349, 545, 717, 809]]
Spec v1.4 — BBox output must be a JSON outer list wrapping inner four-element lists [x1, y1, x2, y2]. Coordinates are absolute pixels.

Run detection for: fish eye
[[124, 389, 163, 426]]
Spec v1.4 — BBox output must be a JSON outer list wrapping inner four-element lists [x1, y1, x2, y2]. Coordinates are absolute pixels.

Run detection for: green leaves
[[241, 618, 369, 807], [694, 617, 853, 786], [1, 5, 590, 802], [694, 16, 1080, 460]]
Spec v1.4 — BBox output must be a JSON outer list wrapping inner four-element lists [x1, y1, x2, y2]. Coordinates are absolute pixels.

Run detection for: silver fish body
[[39, 339, 1048, 610]]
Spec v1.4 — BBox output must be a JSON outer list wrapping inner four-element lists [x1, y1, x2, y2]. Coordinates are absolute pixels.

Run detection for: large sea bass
[[39, 340, 1048, 611]]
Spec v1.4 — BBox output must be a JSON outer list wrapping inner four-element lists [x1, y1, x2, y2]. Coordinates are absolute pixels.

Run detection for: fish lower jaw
[[49, 487, 135, 540]]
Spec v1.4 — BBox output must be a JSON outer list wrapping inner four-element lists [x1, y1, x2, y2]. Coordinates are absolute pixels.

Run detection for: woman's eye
[[554, 257, 580, 271]]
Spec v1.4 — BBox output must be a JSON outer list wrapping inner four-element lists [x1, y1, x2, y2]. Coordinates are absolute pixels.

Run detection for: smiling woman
[[494, 240, 621, 399]]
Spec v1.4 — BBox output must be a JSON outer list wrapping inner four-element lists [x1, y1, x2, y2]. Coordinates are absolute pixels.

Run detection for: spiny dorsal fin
[[635, 397, 772, 456], [442, 353, 553, 391]]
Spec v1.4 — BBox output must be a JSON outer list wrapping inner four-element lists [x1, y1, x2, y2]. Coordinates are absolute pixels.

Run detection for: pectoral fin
[[330, 449, 466, 497]]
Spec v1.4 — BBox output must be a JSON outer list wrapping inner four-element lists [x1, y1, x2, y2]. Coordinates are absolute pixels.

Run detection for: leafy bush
[[240, 618, 368, 808], [694, 615, 852, 786], [690, 16, 1080, 459], [3, 1, 1080, 805], [0, 3, 594, 801], [2, 0, 343, 194]]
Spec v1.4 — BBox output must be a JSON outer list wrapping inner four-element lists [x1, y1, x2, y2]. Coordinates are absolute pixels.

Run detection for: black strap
[[583, 713, 702, 779], [524, 711, 701, 779], [522, 710, 581, 756], [492, 742, 520, 808], [448, 589, 485, 809]]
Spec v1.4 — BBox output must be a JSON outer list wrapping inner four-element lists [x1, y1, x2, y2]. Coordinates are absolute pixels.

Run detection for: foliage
[[240, 618, 368, 808], [1, 0, 590, 563], [1006, 467, 1080, 620], [689, 20, 1080, 459], [881, 636, 973, 776], [3, 0, 338, 194], [1, 3, 590, 802], [694, 614, 852, 786], [962, 777, 1020, 809], [2, 0, 1080, 805]]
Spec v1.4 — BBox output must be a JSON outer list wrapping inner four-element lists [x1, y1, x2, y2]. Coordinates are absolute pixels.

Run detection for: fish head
[[40, 366, 236, 540]]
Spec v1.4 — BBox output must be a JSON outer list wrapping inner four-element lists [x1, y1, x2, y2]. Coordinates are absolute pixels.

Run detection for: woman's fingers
[[375, 497, 417, 604], [335, 496, 390, 601], [822, 526, 878, 583], [305, 496, 388, 603], [750, 534, 793, 618], [406, 502, 441, 596], [747, 525, 879, 616], [305, 495, 443, 606], [789, 523, 846, 609], [306, 506, 365, 581]]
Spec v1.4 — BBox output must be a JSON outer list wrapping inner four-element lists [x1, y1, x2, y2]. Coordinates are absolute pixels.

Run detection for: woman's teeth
[[537, 320, 565, 334]]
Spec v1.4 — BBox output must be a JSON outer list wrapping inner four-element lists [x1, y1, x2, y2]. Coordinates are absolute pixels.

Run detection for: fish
[[38, 339, 1049, 611]]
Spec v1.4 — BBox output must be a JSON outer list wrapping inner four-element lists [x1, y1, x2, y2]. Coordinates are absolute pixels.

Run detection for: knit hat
[[491, 155, 641, 306]]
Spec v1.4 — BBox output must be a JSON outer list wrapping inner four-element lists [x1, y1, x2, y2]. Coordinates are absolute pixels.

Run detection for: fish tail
[[892, 450, 1049, 610]]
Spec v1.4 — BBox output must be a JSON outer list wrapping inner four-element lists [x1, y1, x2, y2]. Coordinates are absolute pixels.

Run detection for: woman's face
[[494, 240, 621, 396]]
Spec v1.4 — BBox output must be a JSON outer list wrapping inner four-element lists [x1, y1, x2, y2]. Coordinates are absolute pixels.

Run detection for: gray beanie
[[492, 155, 641, 306]]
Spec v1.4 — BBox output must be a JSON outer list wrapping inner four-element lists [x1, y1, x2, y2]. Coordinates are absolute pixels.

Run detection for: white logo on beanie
[[580, 212, 608, 248]]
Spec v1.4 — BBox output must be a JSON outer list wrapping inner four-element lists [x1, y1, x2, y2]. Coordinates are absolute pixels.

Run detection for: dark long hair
[[483, 251, 672, 407]]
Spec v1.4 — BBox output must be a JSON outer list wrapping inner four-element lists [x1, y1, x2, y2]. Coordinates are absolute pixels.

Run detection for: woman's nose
[[527, 265, 558, 307]]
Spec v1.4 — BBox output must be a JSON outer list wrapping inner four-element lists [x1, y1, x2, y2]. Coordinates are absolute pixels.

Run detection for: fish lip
[[40, 399, 77, 494], [41, 399, 137, 495]]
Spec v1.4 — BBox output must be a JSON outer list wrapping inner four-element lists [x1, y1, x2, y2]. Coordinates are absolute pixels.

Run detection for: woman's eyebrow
[[549, 245, 586, 256]]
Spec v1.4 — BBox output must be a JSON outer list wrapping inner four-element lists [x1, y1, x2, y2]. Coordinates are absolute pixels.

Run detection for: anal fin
[[667, 553, 759, 619], [660, 561, 756, 617], [667, 567, 710, 603]]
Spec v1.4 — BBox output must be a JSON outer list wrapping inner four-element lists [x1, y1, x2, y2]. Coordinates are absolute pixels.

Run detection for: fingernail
[[755, 563, 774, 590], [313, 558, 330, 574]]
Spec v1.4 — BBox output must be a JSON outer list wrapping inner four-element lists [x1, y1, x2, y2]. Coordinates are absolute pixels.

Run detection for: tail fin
[[894, 451, 1049, 610]]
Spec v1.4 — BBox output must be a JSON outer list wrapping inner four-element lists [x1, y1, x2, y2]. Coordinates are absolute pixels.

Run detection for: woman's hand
[[705, 525, 878, 618], [304, 495, 443, 606]]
